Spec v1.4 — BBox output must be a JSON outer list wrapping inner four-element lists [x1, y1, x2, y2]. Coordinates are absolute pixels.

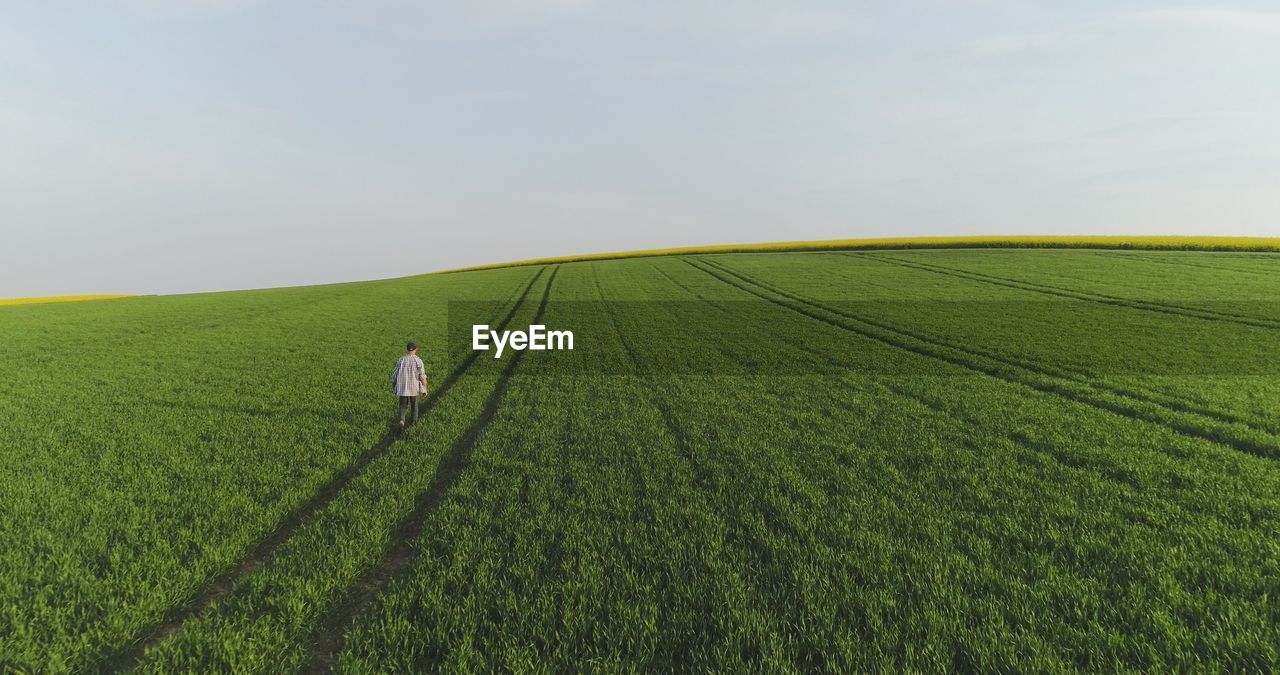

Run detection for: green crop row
[[0, 267, 535, 672], [2, 249, 1279, 670], [336, 257, 1280, 670], [699, 254, 1280, 452], [129, 266, 556, 672]]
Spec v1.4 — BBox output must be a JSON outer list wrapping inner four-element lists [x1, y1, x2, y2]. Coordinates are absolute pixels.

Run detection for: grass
[[2, 246, 1279, 671]]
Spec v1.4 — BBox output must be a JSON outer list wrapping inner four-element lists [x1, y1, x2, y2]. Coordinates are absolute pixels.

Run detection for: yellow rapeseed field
[[440, 235, 1280, 274], [0, 294, 133, 307]]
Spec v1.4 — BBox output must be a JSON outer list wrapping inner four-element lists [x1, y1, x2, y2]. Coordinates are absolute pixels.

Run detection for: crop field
[[2, 248, 1279, 671]]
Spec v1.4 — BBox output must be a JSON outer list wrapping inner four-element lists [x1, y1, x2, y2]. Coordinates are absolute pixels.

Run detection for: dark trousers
[[398, 395, 419, 423]]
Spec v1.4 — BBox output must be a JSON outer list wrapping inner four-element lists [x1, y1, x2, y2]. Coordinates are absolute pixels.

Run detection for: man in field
[[391, 341, 428, 430]]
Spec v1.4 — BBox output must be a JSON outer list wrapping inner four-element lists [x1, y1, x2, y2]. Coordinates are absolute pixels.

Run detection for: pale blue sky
[[2, 1, 1278, 295]]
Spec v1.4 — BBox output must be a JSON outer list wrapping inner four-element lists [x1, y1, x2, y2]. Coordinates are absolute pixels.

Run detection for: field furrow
[[816, 251, 1280, 433], [306, 265, 561, 670], [102, 267, 547, 670], [811, 255, 1280, 435], [778, 252, 1280, 426], [6, 248, 1280, 671], [0, 266, 538, 673], [1097, 251, 1280, 278], [129, 268, 556, 672], [334, 256, 1280, 670], [857, 252, 1280, 329], [690, 257, 1280, 461]]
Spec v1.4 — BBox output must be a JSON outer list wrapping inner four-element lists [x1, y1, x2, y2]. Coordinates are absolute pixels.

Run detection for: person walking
[[391, 341, 428, 430]]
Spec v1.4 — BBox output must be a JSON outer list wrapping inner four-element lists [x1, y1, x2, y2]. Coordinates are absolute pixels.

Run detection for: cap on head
[[407, 341, 417, 351]]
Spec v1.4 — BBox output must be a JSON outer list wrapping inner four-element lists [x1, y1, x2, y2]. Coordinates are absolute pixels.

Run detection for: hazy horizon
[[4, 1, 1278, 296]]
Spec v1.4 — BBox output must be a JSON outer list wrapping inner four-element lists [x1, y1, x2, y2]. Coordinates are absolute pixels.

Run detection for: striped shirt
[[391, 354, 426, 396]]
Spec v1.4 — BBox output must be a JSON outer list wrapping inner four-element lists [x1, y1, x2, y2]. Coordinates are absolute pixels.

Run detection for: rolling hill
[[2, 244, 1279, 671]]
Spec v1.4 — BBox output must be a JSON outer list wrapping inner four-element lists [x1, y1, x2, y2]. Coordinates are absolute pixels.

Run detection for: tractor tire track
[[874, 379, 1197, 503], [643, 258, 1239, 502], [587, 264, 797, 654], [655, 256, 1274, 440], [856, 251, 1280, 330], [638, 259, 1224, 502], [647, 260, 731, 308], [847, 253, 1280, 435], [99, 267, 547, 672], [689, 257, 1280, 461], [591, 263, 705, 474], [304, 265, 560, 673], [1096, 251, 1280, 278]]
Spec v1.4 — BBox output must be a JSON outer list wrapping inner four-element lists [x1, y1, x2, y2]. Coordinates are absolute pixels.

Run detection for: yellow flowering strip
[[0, 294, 133, 307], [439, 235, 1280, 274]]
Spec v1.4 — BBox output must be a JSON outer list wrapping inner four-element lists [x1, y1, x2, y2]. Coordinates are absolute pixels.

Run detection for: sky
[[2, 1, 1278, 296]]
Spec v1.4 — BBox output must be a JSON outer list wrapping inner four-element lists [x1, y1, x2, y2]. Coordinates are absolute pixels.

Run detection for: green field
[[2, 248, 1279, 671]]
